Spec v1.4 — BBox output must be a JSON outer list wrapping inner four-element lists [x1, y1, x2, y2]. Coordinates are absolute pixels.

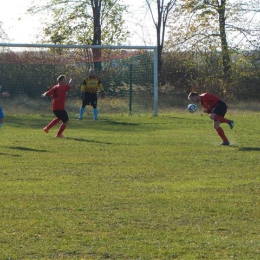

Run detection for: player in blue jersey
[[0, 85, 10, 130]]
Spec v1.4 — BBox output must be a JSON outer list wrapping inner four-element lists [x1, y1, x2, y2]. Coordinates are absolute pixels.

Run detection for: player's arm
[[201, 104, 210, 113], [98, 79, 104, 91], [97, 80, 105, 98], [80, 79, 87, 99], [68, 77, 73, 87], [41, 90, 49, 97], [41, 88, 52, 97], [80, 79, 87, 92]]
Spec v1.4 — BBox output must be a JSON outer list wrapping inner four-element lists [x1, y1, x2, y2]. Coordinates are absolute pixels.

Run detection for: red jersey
[[200, 93, 220, 113], [46, 84, 71, 110]]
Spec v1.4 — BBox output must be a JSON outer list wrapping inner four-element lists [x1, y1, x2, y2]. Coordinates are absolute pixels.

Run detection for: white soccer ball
[[188, 103, 197, 113]]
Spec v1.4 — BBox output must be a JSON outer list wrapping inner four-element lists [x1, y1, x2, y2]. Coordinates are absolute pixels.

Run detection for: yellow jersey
[[81, 76, 104, 93]]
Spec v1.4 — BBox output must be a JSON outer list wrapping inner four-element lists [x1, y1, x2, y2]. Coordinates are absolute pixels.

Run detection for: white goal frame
[[0, 43, 159, 116]]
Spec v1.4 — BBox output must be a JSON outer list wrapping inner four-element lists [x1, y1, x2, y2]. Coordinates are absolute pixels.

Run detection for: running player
[[42, 75, 73, 137]]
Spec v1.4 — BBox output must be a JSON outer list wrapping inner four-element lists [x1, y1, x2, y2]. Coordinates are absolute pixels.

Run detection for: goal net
[[0, 44, 158, 116]]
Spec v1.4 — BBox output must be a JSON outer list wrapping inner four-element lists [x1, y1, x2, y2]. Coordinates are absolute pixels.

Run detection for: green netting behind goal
[[0, 44, 157, 115]]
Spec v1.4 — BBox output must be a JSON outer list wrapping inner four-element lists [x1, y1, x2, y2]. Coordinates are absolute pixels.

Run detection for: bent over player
[[42, 75, 73, 137], [78, 69, 104, 121], [188, 92, 234, 145]]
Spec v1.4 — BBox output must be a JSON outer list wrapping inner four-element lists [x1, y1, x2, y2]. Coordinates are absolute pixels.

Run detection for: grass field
[[0, 105, 259, 259]]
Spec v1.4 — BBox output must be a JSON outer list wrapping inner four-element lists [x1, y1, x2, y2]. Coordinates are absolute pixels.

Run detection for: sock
[[79, 107, 85, 119], [214, 115, 229, 124], [0, 123, 2, 129], [57, 123, 66, 136], [93, 108, 98, 120], [216, 127, 229, 142], [45, 118, 60, 130]]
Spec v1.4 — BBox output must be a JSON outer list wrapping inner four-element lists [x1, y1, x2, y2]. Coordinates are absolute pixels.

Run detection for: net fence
[[0, 44, 157, 115]]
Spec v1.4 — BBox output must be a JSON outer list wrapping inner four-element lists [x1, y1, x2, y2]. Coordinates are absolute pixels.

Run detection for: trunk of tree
[[218, 0, 232, 81], [156, 1, 163, 77], [151, 0, 176, 83], [91, 0, 102, 72]]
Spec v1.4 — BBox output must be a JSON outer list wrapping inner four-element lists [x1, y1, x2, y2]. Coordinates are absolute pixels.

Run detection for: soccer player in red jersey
[[41, 75, 73, 137], [188, 92, 234, 145]]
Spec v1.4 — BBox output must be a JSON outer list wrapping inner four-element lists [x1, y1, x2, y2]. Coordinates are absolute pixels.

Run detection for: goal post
[[0, 43, 158, 116]]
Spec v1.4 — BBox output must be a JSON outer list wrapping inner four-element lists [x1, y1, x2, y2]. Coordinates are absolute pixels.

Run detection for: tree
[[145, 0, 177, 79], [91, 0, 102, 71], [227, 0, 260, 50], [168, 0, 232, 81], [0, 22, 8, 42], [207, 0, 232, 80], [28, 0, 129, 70], [166, 0, 260, 81]]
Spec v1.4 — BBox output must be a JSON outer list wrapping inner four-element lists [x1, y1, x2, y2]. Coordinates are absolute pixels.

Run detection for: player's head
[[188, 92, 200, 103], [89, 69, 96, 78], [57, 75, 67, 84]]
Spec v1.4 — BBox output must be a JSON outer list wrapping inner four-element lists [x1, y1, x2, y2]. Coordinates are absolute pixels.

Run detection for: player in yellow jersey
[[78, 69, 105, 120]]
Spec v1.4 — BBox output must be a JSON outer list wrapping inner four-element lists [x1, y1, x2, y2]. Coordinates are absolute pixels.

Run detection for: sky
[[1, 0, 259, 49], [0, 0, 42, 43], [0, 0, 157, 46]]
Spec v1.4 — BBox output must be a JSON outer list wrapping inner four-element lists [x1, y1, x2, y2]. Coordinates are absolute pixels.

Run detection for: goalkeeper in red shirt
[[188, 92, 234, 145], [78, 69, 104, 121], [42, 75, 73, 137]]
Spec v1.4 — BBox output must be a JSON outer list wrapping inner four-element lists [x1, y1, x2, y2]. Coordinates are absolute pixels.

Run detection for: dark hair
[[188, 92, 199, 99], [57, 75, 66, 82]]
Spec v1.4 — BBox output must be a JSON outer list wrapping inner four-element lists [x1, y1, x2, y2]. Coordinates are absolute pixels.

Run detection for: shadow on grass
[[8, 146, 48, 152], [65, 137, 113, 145], [102, 119, 139, 126], [0, 152, 21, 157], [6, 116, 52, 132], [238, 147, 260, 152]]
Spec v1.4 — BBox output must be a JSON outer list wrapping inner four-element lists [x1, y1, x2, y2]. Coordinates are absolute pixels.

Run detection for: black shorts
[[82, 92, 97, 108], [53, 110, 69, 123], [211, 100, 227, 117]]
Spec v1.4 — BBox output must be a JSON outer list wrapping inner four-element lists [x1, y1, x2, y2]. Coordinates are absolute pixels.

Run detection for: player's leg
[[43, 119, 60, 133], [0, 107, 4, 129], [43, 110, 60, 133], [210, 101, 234, 129], [92, 94, 98, 120], [78, 92, 86, 120], [56, 110, 69, 137], [78, 98, 86, 120], [212, 114, 234, 129], [93, 105, 98, 120], [213, 120, 230, 145]]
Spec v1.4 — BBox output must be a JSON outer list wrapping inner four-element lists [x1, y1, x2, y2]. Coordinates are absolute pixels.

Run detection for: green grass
[[0, 109, 259, 260]]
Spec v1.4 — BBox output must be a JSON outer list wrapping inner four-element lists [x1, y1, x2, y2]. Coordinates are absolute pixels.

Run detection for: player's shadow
[[66, 137, 113, 144], [102, 119, 139, 126], [8, 146, 48, 152], [238, 147, 260, 152], [0, 152, 21, 157]]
